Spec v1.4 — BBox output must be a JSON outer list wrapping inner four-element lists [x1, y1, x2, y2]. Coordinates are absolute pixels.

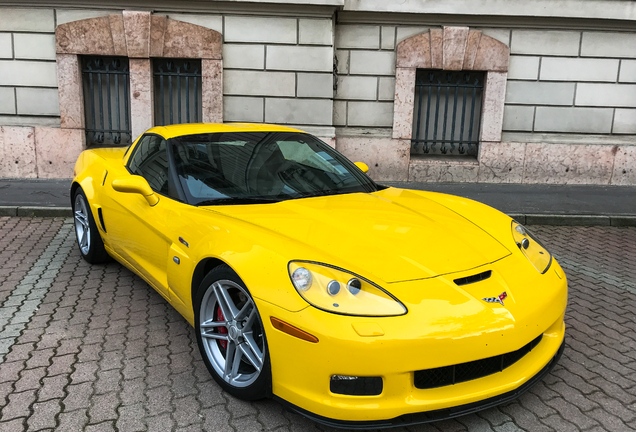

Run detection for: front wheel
[[194, 265, 271, 400], [73, 188, 110, 263]]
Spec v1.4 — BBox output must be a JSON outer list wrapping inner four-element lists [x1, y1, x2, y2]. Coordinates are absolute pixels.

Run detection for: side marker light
[[270, 317, 319, 343]]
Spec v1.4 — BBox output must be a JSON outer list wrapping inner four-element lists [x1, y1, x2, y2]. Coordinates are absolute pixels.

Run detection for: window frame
[[392, 27, 509, 154]]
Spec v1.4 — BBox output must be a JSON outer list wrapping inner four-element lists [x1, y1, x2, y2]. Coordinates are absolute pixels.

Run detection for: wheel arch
[[191, 257, 231, 302]]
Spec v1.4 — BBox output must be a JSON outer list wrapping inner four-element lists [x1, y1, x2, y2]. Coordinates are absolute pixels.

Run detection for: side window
[[128, 135, 170, 195]]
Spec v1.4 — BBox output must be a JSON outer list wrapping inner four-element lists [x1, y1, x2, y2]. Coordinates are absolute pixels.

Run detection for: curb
[[0, 206, 73, 217], [508, 213, 636, 227], [0, 206, 635, 226]]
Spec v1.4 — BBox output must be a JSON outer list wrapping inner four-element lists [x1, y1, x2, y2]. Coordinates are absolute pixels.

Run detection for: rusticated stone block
[[523, 143, 614, 185], [56, 54, 84, 130], [473, 35, 509, 72], [202, 59, 223, 124], [442, 26, 469, 71], [409, 156, 479, 183], [336, 137, 410, 181], [129, 59, 153, 140], [430, 29, 443, 69], [0, 126, 37, 178], [123, 11, 151, 58], [34, 127, 85, 179], [480, 72, 507, 142], [396, 32, 431, 68], [611, 145, 636, 186], [463, 30, 482, 70], [478, 141, 526, 183], [55, 16, 115, 55], [392, 67, 416, 139], [163, 19, 222, 60], [108, 15, 127, 56], [150, 15, 167, 58]]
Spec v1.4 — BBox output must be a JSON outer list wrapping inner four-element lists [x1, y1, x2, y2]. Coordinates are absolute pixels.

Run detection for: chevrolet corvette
[[71, 123, 567, 429]]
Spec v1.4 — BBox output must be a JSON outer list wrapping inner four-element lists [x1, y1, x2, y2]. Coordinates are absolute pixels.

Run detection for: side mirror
[[112, 175, 159, 206], [354, 162, 369, 173]]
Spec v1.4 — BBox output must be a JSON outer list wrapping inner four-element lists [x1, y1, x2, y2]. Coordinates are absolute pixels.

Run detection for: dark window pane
[[129, 135, 170, 195], [81, 56, 131, 146], [411, 70, 484, 157], [153, 59, 202, 126]]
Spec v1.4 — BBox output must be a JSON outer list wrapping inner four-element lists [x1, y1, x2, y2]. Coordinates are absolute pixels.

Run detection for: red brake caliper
[[217, 306, 228, 349]]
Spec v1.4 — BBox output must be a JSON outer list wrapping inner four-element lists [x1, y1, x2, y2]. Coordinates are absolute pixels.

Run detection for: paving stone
[[26, 400, 60, 431], [88, 392, 119, 423]]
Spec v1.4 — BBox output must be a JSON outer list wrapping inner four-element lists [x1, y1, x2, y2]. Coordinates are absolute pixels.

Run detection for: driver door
[[105, 134, 175, 298]]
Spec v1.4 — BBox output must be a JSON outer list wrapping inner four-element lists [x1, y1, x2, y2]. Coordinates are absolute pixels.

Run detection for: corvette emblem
[[483, 291, 508, 306]]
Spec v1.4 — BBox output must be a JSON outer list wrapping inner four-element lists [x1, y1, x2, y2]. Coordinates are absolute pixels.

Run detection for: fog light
[[330, 375, 383, 396]]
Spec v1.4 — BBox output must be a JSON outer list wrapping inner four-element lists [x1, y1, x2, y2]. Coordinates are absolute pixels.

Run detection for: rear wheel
[[73, 188, 110, 263], [194, 265, 271, 400]]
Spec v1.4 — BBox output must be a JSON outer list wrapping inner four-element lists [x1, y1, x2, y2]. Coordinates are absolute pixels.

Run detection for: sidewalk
[[0, 178, 635, 225]]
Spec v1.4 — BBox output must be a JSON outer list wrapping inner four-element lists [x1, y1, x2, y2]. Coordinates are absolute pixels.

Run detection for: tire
[[73, 187, 110, 264], [194, 265, 271, 400]]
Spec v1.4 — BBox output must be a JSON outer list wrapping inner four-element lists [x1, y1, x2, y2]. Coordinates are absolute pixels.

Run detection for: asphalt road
[[1, 217, 635, 431]]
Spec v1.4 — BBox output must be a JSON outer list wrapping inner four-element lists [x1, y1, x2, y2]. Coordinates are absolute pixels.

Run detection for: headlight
[[511, 221, 552, 273], [288, 261, 406, 316]]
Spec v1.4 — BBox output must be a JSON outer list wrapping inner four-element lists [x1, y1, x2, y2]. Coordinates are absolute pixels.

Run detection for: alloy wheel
[[74, 194, 91, 255], [199, 280, 265, 388]]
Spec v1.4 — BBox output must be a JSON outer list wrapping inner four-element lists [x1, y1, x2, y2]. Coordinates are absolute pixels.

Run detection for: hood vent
[[454, 270, 492, 286]]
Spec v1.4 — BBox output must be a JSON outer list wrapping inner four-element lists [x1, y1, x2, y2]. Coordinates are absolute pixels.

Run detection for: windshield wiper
[[196, 197, 281, 206]]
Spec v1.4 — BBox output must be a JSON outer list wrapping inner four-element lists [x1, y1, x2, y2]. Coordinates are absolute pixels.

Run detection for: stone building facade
[[0, 0, 634, 185]]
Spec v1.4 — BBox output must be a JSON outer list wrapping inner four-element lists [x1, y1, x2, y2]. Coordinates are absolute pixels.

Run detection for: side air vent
[[454, 270, 491, 286], [97, 208, 107, 233]]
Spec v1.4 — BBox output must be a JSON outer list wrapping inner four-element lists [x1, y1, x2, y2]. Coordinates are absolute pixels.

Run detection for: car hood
[[204, 188, 511, 283]]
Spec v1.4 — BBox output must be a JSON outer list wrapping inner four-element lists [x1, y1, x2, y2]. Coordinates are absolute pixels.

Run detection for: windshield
[[170, 132, 381, 205]]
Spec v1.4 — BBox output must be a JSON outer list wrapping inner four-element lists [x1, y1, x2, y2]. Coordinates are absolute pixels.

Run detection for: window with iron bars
[[411, 70, 484, 157], [81, 56, 132, 146], [153, 59, 202, 126]]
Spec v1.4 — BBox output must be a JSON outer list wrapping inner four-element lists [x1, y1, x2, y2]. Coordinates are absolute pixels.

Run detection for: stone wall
[[333, 22, 636, 185], [335, 24, 636, 136], [0, 9, 59, 127]]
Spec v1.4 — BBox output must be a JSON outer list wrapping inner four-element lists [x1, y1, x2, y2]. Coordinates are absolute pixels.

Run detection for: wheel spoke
[[200, 319, 227, 329], [201, 330, 228, 340], [230, 345, 244, 382], [223, 342, 236, 381], [243, 306, 257, 330], [240, 336, 263, 371], [235, 302, 252, 321], [213, 282, 239, 320], [80, 230, 88, 248]]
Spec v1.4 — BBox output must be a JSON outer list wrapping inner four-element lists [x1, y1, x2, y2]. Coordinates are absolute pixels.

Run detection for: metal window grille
[[154, 59, 202, 126], [411, 70, 484, 157], [81, 56, 131, 146]]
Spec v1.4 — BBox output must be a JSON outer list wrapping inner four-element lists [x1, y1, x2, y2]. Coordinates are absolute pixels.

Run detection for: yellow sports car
[[71, 123, 567, 428]]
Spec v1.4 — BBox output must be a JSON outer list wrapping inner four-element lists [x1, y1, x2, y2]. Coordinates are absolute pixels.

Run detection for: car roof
[[145, 123, 307, 139]]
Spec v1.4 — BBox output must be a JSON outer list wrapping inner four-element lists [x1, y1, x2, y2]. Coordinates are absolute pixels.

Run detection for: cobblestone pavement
[[1, 217, 636, 432]]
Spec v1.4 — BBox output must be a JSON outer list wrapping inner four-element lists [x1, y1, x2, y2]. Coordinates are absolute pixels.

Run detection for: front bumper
[[276, 339, 565, 429], [257, 256, 567, 425]]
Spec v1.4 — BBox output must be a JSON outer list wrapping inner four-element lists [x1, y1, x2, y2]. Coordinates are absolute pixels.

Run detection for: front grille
[[414, 335, 543, 389]]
